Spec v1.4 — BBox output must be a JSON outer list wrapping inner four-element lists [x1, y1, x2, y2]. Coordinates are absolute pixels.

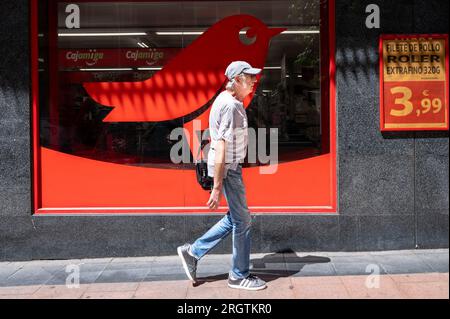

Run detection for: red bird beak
[[267, 27, 286, 38]]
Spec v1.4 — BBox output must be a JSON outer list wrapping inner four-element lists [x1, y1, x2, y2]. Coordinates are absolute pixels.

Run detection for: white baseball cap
[[225, 61, 262, 81]]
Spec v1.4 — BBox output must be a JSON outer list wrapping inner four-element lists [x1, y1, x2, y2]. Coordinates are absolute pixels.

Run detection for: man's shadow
[[193, 249, 331, 287]]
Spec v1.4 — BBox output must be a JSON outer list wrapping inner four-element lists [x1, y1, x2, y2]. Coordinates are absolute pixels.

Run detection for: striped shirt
[[207, 90, 248, 177]]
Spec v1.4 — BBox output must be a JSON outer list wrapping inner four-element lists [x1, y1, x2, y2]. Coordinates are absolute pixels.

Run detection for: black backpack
[[195, 140, 213, 191]]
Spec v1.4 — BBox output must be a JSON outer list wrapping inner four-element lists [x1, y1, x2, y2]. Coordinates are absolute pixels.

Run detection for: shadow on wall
[[336, 46, 449, 141], [194, 249, 331, 286], [336, 46, 379, 82]]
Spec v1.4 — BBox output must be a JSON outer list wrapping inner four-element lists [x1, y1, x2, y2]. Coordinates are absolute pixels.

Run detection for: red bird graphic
[[83, 14, 284, 156]]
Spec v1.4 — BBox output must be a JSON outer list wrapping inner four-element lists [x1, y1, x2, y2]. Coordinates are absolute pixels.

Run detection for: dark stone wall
[[336, 0, 449, 251], [0, 0, 448, 261], [0, 1, 34, 261]]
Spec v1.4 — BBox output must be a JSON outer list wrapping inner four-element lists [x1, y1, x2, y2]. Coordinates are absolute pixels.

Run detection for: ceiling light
[[79, 68, 133, 71], [58, 32, 147, 37], [137, 67, 163, 71], [282, 30, 320, 34], [155, 29, 319, 36], [155, 31, 203, 35]]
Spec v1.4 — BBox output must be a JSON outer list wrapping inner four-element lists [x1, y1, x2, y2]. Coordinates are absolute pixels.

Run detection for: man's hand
[[207, 188, 222, 210]]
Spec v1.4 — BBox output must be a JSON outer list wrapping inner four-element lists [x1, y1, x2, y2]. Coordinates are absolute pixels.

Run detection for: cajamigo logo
[[125, 49, 164, 66], [66, 49, 104, 66]]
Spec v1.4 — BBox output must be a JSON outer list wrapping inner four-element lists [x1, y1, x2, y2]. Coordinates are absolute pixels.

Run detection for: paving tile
[[200, 260, 232, 269], [329, 255, 378, 263], [81, 291, 136, 299], [371, 254, 434, 274], [85, 282, 139, 292], [0, 294, 33, 299], [111, 256, 154, 263], [202, 254, 232, 261], [144, 273, 190, 282], [325, 251, 374, 257], [252, 262, 286, 271], [3, 267, 56, 287], [439, 273, 449, 281], [46, 271, 103, 286], [290, 275, 343, 286], [0, 266, 22, 282], [369, 250, 415, 256], [413, 253, 449, 272], [152, 255, 183, 264], [0, 285, 42, 296], [196, 263, 232, 276], [414, 249, 449, 254], [134, 280, 189, 299], [94, 268, 150, 284], [37, 265, 68, 275], [148, 264, 184, 275], [20, 259, 82, 267], [332, 262, 387, 276], [72, 263, 110, 273], [1, 262, 26, 269], [31, 285, 86, 299], [102, 261, 153, 271], [80, 258, 113, 264], [340, 275, 407, 299], [45, 263, 109, 285], [194, 278, 229, 288], [187, 286, 239, 299], [292, 282, 350, 299], [389, 273, 445, 283], [237, 278, 295, 299], [396, 281, 449, 299], [293, 262, 336, 277], [250, 270, 294, 281]]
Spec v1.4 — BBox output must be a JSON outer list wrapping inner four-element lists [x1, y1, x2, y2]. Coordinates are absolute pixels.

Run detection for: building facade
[[0, 0, 448, 261]]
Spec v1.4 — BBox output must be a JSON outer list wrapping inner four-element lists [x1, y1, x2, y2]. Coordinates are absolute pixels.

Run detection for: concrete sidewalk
[[0, 249, 448, 299]]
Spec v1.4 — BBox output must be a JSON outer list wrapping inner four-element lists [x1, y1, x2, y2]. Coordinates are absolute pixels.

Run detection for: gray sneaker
[[228, 274, 267, 291], [177, 243, 197, 282]]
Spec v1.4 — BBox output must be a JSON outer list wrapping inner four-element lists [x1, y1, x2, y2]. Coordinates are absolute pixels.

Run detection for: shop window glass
[[34, 0, 334, 213]]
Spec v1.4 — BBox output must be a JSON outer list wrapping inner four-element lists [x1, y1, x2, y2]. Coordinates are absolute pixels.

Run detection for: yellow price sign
[[380, 34, 449, 131]]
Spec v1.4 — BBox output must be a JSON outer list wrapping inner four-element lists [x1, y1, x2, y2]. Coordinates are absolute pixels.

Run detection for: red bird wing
[[83, 66, 225, 122]]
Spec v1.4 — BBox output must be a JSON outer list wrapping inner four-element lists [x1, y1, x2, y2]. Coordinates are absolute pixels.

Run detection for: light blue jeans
[[190, 165, 252, 279]]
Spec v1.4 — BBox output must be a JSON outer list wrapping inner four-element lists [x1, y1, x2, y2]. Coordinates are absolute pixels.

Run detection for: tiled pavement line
[[412, 251, 449, 273], [45, 260, 111, 288], [0, 249, 447, 288], [1, 273, 447, 299], [1, 261, 113, 296]]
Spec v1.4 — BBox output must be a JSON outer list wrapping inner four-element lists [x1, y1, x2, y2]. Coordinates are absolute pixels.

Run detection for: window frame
[[30, 0, 336, 214]]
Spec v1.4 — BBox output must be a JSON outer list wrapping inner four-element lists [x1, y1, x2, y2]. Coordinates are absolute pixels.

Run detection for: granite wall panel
[[0, 0, 448, 260]]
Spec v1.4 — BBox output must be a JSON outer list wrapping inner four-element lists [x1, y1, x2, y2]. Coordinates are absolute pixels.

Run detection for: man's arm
[[207, 139, 226, 210], [213, 139, 226, 190]]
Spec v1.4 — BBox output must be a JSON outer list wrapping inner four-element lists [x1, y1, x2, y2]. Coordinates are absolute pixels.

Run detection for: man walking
[[177, 61, 267, 291]]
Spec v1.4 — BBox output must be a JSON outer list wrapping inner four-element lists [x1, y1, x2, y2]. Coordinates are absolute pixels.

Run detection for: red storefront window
[[31, 0, 336, 214]]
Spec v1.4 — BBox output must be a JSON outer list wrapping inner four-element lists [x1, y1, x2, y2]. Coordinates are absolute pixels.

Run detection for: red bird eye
[[239, 27, 257, 46]]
